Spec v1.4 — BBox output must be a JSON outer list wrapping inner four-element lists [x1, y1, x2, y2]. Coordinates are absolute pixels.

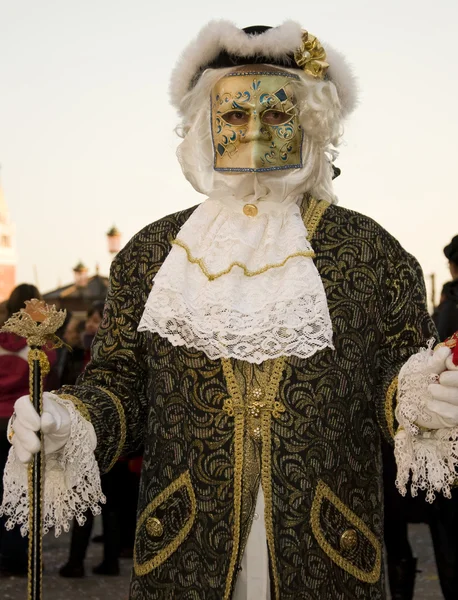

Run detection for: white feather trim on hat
[[169, 20, 358, 118]]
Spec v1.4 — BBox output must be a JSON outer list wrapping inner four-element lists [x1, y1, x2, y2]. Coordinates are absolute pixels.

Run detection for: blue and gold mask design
[[211, 69, 302, 172]]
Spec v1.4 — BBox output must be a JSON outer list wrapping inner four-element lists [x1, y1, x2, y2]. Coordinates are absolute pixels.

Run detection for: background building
[[43, 263, 109, 316], [0, 180, 17, 301]]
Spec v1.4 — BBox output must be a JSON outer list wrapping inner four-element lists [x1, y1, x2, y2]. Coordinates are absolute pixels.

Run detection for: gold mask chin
[[211, 70, 303, 173]]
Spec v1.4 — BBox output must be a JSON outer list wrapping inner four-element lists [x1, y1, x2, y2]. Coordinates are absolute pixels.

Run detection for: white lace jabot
[[138, 192, 334, 363]]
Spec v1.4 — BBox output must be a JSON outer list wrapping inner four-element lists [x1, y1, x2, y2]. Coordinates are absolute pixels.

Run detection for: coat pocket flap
[[311, 480, 382, 584], [134, 471, 196, 576]]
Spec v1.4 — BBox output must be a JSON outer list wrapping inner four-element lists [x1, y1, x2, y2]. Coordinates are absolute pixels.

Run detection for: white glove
[[414, 347, 458, 429], [9, 392, 71, 464], [425, 351, 458, 427]]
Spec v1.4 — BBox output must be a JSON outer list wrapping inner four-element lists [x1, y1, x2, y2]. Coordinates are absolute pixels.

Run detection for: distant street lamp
[[106, 225, 122, 256]]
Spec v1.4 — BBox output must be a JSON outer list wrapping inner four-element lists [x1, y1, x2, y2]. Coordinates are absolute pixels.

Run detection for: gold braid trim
[[385, 376, 398, 439], [221, 359, 245, 600], [57, 393, 92, 424], [310, 480, 382, 584], [133, 471, 197, 576], [172, 238, 315, 281], [303, 196, 330, 238], [259, 357, 286, 599], [28, 349, 50, 381], [94, 386, 127, 471], [217, 195, 328, 597]]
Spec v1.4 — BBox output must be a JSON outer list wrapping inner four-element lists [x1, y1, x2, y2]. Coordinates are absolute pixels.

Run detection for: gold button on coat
[[243, 204, 258, 217], [146, 517, 164, 538], [340, 528, 358, 551]]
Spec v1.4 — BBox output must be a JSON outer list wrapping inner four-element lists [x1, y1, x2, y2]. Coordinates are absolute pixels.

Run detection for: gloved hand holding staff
[[2, 299, 66, 600]]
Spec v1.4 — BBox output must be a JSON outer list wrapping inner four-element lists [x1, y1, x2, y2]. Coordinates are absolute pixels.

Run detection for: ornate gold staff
[[1, 300, 66, 600]]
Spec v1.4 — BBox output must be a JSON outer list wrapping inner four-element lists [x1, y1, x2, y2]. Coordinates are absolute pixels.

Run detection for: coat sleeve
[[375, 235, 437, 443], [58, 238, 150, 473]]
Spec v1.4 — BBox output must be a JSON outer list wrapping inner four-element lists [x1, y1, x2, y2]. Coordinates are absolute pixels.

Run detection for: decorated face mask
[[211, 70, 302, 172]]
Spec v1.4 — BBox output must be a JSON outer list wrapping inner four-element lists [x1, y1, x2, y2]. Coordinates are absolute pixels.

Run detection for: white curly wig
[[171, 21, 359, 204]]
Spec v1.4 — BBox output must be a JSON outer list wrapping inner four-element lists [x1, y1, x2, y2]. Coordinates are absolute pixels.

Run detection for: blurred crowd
[[1, 235, 458, 598], [0, 290, 141, 580]]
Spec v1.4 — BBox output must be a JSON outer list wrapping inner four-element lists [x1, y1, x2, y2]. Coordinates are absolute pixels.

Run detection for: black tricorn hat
[[205, 26, 300, 72], [170, 21, 357, 118]]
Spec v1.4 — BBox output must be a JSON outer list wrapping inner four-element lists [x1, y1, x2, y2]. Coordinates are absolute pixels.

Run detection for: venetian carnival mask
[[211, 70, 303, 172]]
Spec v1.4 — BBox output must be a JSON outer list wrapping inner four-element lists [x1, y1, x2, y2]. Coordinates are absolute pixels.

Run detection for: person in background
[[82, 302, 104, 366], [382, 440, 423, 599], [433, 235, 458, 341], [0, 284, 56, 577], [57, 317, 86, 387], [426, 234, 458, 600], [0, 302, 7, 328]]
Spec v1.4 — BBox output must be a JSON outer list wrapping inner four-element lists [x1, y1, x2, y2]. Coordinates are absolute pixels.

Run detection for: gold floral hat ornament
[[170, 21, 357, 117], [294, 31, 329, 79]]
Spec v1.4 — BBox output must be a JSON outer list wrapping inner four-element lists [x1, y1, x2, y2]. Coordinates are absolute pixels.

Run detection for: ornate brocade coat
[[60, 198, 435, 599]]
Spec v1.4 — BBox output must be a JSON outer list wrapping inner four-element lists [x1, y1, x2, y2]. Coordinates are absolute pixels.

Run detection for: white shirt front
[[233, 487, 271, 600]]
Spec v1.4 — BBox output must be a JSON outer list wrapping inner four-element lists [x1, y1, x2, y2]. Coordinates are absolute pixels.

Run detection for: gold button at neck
[[243, 204, 258, 217]]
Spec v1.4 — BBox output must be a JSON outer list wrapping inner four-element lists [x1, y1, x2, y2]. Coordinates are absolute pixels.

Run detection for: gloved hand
[[415, 346, 458, 429], [9, 392, 71, 463]]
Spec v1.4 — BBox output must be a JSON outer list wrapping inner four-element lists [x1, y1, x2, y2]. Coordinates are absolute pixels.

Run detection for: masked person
[[3, 22, 458, 600]]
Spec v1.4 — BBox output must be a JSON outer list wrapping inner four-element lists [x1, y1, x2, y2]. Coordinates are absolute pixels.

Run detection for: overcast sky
[[1, 0, 457, 307]]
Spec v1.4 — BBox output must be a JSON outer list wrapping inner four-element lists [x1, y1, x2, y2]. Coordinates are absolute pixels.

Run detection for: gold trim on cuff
[[385, 376, 398, 440], [94, 386, 127, 471], [57, 393, 92, 424]]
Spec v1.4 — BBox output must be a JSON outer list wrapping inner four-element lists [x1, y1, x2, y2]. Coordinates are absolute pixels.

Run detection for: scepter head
[[1, 299, 66, 348]]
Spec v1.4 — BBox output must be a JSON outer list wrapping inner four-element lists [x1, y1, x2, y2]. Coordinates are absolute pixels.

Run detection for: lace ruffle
[[0, 396, 105, 537], [394, 344, 458, 502], [138, 198, 334, 363]]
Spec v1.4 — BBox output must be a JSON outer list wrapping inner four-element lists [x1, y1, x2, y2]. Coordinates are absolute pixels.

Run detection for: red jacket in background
[[0, 332, 56, 419]]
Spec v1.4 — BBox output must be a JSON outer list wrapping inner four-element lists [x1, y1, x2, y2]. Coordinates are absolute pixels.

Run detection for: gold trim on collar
[[302, 196, 330, 238]]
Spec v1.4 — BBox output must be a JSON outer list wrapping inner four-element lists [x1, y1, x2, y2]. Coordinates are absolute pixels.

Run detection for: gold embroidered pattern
[[385, 376, 398, 439], [134, 471, 196, 576], [172, 237, 315, 281], [94, 386, 126, 471], [221, 358, 245, 600], [310, 480, 382, 584], [57, 393, 92, 424]]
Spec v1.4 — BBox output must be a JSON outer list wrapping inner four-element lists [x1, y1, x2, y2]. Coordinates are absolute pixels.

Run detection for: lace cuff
[[394, 343, 458, 502], [0, 397, 105, 537]]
